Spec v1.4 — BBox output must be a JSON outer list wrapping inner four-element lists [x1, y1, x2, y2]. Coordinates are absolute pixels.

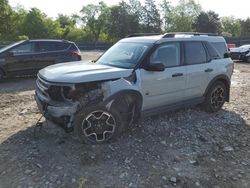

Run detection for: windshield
[[97, 42, 151, 69], [0, 41, 24, 53]]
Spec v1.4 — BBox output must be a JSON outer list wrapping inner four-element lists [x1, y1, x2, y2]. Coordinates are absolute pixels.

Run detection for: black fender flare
[[204, 74, 231, 102], [102, 89, 143, 119]]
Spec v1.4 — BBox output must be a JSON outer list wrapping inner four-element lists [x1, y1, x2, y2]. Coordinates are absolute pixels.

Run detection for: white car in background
[[230, 45, 250, 62]]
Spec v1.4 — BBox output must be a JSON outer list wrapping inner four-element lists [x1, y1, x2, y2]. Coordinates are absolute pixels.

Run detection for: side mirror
[[144, 62, 165, 72], [224, 52, 230, 58]]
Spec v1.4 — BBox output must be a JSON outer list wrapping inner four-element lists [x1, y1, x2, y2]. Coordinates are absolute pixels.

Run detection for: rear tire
[[202, 81, 226, 113], [74, 105, 125, 144]]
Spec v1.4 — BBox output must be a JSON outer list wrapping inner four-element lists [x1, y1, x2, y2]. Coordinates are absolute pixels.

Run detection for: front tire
[[203, 81, 226, 113], [74, 105, 125, 144]]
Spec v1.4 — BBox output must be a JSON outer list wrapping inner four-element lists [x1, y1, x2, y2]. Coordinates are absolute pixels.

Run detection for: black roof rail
[[126, 33, 161, 38], [162, 32, 218, 38]]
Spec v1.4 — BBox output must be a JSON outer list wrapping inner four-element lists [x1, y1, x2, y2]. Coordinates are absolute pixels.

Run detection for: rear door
[[34, 41, 58, 70], [184, 41, 211, 99], [140, 42, 187, 110]]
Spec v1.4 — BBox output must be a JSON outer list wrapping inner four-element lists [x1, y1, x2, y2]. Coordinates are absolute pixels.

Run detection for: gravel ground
[[0, 54, 249, 188]]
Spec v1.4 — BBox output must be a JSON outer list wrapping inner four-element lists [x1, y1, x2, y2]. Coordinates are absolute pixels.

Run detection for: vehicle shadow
[[0, 77, 36, 93], [0, 108, 249, 188]]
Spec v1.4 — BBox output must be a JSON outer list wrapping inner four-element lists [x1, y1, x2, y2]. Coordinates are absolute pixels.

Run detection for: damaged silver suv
[[35, 33, 234, 144]]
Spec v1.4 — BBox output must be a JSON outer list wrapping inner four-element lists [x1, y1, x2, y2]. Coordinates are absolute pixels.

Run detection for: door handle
[[172, 73, 183, 77], [204, 68, 213, 72]]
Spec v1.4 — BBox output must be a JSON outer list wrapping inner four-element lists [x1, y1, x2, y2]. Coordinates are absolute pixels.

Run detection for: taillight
[[71, 50, 81, 56]]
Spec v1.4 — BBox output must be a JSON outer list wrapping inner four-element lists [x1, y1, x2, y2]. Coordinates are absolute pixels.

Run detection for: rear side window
[[184, 42, 207, 65], [211, 42, 227, 58], [205, 42, 221, 60], [36, 42, 57, 52]]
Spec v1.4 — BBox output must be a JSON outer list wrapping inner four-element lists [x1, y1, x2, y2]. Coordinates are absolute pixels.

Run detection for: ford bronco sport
[[35, 33, 234, 144]]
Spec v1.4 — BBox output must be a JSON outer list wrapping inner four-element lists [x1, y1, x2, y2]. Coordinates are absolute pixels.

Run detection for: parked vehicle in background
[[0, 39, 81, 81], [230, 44, 250, 62], [227, 43, 236, 50], [35, 33, 233, 144]]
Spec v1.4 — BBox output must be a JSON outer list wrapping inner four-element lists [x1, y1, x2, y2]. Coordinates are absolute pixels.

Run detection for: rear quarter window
[[205, 42, 221, 60], [56, 42, 70, 51], [69, 44, 79, 51], [211, 42, 228, 58]]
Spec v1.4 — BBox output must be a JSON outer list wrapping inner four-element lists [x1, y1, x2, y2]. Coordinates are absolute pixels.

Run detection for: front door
[[5, 42, 36, 76], [140, 42, 187, 110]]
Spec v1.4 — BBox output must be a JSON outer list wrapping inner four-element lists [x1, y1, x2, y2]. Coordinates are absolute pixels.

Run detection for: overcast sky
[[9, 0, 250, 19]]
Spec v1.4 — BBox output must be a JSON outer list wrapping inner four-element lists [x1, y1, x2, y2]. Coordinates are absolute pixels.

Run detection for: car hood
[[38, 61, 133, 83], [230, 47, 249, 53]]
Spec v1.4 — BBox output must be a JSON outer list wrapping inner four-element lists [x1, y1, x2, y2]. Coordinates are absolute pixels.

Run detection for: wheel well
[[206, 77, 230, 102], [109, 91, 142, 122]]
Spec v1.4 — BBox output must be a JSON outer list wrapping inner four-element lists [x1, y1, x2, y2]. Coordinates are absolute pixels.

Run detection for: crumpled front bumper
[[35, 94, 79, 119]]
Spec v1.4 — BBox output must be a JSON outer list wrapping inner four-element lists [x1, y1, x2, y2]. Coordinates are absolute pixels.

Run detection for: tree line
[[1, 0, 250, 42]]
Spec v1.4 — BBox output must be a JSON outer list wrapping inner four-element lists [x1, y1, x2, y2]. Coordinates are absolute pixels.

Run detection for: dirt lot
[[0, 52, 249, 188]]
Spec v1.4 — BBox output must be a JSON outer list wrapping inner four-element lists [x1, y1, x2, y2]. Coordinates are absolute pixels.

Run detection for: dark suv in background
[[0, 39, 81, 80]]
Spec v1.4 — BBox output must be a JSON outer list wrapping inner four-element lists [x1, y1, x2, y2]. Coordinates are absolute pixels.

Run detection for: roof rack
[[126, 33, 161, 38], [162, 32, 218, 38]]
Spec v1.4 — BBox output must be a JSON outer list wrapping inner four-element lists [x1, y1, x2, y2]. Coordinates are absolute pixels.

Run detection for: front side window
[[97, 42, 150, 69], [150, 42, 180, 67], [185, 42, 207, 65], [10, 42, 34, 55]]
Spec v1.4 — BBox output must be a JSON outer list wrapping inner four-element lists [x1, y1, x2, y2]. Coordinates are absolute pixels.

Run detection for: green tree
[[12, 6, 28, 39], [0, 0, 14, 39], [80, 1, 110, 42], [128, 0, 143, 30], [45, 19, 63, 39], [221, 16, 241, 37], [168, 0, 202, 32], [240, 18, 250, 37], [56, 14, 79, 39], [141, 0, 161, 33], [161, 0, 172, 31], [21, 8, 49, 38], [193, 11, 221, 34], [105, 1, 141, 41], [57, 14, 76, 28]]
